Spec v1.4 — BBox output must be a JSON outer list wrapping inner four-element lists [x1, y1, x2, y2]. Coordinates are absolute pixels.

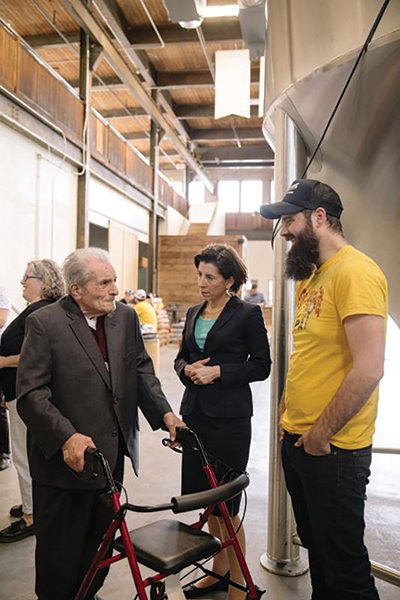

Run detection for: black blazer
[[174, 296, 271, 419], [16, 296, 172, 490]]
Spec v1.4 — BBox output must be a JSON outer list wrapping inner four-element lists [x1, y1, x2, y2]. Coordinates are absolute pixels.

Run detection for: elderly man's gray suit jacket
[[16, 295, 171, 489]]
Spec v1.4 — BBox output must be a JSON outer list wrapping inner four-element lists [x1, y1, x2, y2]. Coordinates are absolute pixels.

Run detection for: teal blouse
[[194, 315, 217, 351]]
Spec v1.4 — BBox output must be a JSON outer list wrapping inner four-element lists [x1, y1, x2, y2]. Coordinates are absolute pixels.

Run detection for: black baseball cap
[[260, 179, 343, 220]]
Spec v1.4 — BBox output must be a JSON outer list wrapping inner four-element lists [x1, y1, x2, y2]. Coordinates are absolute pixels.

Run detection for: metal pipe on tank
[[260, 108, 308, 576]]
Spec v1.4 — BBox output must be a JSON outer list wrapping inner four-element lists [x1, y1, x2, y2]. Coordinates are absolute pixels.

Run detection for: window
[[270, 179, 275, 203], [218, 181, 240, 212], [240, 180, 263, 213], [171, 181, 183, 195], [189, 181, 205, 205], [217, 180, 263, 213]]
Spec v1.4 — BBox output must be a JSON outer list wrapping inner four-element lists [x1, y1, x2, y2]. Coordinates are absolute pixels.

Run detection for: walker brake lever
[[161, 438, 183, 453]]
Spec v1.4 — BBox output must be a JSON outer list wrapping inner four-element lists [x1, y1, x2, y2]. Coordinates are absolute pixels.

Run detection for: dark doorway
[[89, 223, 108, 250], [138, 241, 148, 290]]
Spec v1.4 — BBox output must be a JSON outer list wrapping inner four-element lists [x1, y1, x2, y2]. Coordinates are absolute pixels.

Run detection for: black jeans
[[282, 433, 379, 600], [0, 401, 10, 455]]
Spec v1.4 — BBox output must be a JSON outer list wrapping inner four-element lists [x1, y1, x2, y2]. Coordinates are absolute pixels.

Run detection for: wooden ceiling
[[0, 0, 274, 174]]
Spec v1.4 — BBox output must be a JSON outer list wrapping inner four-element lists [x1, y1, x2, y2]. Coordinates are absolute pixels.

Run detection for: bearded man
[[261, 180, 387, 600]]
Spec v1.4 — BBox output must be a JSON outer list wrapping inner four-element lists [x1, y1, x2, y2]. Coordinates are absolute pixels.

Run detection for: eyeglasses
[[22, 275, 42, 283]]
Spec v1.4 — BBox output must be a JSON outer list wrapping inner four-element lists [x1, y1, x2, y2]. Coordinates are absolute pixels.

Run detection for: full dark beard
[[285, 224, 320, 281]]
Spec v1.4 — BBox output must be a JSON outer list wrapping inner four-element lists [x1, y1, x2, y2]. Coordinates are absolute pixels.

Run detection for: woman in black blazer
[[174, 244, 271, 600]]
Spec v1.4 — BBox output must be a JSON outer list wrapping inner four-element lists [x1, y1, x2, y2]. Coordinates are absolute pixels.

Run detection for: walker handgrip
[[170, 473, 250, 514], [161, 438, 183, 453]]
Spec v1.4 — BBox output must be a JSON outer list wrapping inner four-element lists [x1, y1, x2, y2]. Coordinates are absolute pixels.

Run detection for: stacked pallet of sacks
[[152, 296, 171, 346]]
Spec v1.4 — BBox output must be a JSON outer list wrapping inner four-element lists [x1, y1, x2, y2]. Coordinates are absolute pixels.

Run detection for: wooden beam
[[24, 32, 81, 48], [24, 19, 242, 50], [146, 145, 274, 162], [61, 0, 213, 191], [128, 19, 242, 48], [123, 128, 265, 143], [175, 105, 260, 119], [69, 68, 259, 92], [199, 145, 274, 162], [98, 107, 149, 118], [100, 104, 262, 121], [93, 0, 191, 144], [200, 161, 274, 169], [190, 128, 265, 142], [155, 68, 260, 90]]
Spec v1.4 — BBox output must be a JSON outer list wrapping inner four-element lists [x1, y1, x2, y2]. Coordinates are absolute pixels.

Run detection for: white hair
[[62, 247, 113, 292]]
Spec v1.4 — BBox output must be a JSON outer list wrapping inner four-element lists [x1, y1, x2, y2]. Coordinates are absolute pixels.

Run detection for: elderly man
[[17, 248, 184, 600], [260, 180, 387, 600]]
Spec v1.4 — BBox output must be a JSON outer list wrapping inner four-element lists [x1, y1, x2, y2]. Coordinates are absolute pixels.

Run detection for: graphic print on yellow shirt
[[282, 245, 387, 449], [294, 286, 324, 331]]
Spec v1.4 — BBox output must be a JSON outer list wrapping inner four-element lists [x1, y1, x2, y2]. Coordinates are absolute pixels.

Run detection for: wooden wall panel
[[18, 48, 37, 102], [0, 27, 18, 92], [56, 81, 84, 138], [171, 189, 188, 216], [108, 129, 127, 173], [36, 65, 56, 116], [158, 234, 246, 311], [126, 146, 152, 194], [225, 212, 273, 232], [91, 114, 108, 158]]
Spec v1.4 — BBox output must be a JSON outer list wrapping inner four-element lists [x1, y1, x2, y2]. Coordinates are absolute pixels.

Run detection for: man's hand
[[184, 358, 210, 378], [162, 411, 186, 445], [190, 365, 221, 386], [62, 432, 96, 472], [295, 429, 331, 456], [278, 397, 286, 442]]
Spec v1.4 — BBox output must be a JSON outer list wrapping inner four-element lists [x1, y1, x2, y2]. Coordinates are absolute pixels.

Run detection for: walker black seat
[[113, 519, 221, 575]]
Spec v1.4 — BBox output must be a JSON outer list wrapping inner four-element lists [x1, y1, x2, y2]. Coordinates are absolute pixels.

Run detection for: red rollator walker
[[75, 427, 265, 600]]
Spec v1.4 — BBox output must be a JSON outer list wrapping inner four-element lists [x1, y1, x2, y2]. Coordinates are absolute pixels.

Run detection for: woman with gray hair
[[0, 258, 64, 542]]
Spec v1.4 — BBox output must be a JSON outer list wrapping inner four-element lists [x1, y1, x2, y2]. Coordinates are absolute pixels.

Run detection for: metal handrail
[[292, 536, 400, 588], [372, 447, 400, 455]]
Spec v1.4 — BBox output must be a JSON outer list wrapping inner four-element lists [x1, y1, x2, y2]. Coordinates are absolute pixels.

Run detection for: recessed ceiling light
[[203, 5, 240, 18]]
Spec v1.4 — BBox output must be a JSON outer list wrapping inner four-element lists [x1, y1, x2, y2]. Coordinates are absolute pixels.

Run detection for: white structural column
[[260, 108, 308, 576]]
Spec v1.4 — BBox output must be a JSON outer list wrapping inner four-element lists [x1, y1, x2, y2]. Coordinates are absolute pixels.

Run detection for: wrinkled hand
[[295, 429, 331, 456], [191, 365, 220, 386], [184, 358, 210, 378], [62, 432, 96, 472], [163, 411, 186, 446]]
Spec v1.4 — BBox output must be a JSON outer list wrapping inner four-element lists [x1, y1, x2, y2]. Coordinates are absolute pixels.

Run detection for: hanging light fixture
[[162, 0, 206, 30]]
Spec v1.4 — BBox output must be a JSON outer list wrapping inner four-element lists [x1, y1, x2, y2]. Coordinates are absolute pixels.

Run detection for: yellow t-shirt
[[133, 300, 158, 331], [282, 245, 387, 449]]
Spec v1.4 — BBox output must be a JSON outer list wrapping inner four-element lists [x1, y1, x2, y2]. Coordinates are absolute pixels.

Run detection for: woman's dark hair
[[194, 243, 248, 293]]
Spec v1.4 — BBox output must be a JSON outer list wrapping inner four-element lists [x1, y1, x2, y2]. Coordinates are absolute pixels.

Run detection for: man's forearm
[[0, 354, 20, 368], [311, 368, 382, 441]]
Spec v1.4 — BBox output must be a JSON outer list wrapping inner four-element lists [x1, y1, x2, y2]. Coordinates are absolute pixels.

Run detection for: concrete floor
[[0, 343, 399, 600]]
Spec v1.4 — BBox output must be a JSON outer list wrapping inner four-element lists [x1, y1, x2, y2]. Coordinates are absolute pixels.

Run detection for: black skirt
[[182, 402, 251, 516]]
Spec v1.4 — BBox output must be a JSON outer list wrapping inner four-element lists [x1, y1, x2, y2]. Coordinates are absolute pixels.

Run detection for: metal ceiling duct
[[238, 0, 266, 60], [162, 0, 206, 29]]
